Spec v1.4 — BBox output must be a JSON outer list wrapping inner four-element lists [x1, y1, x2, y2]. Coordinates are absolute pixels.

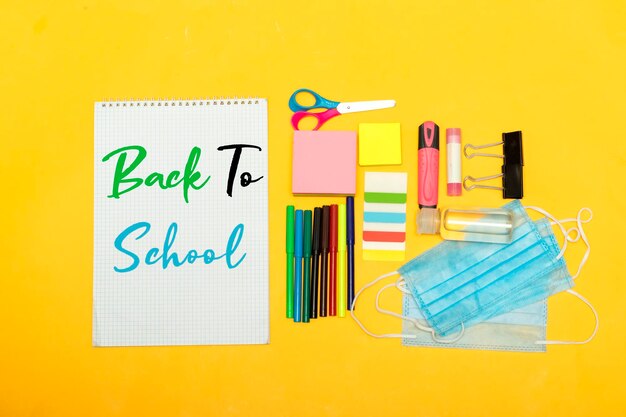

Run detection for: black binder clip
[[463, 131, 524, 199]]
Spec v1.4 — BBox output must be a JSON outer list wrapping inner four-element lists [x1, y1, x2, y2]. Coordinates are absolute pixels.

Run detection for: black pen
[[310, 207, 322, 319]]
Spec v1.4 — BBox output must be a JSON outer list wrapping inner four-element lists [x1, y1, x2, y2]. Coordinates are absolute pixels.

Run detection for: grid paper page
[[93, 99, 268, 346]]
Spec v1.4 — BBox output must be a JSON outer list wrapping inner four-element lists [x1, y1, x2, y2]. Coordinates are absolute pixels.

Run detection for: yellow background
[[2, 1, 625, 416]]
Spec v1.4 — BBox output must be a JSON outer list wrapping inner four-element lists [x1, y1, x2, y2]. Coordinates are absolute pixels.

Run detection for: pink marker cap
[[446, 128, 461, 143], [447, 183, 462, 196]]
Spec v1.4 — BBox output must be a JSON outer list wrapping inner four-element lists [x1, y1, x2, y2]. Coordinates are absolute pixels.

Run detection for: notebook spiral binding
[[99, 97, 262, 108]]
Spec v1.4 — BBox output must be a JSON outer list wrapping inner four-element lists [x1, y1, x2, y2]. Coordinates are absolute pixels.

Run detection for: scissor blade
[[336, 100, 396, 114]]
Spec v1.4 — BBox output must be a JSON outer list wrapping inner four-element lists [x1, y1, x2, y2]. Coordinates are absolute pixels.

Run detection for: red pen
[[329, 204, 338, 316]]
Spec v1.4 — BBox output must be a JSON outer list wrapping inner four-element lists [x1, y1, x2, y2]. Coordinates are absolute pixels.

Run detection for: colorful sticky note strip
[[358, 123, 402, 166], [362, 172, 407, 261], [292, 131, 357, 195]]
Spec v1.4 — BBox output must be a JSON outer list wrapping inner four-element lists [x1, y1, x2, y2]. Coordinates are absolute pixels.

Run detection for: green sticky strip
[[364, 192, 407, 204]]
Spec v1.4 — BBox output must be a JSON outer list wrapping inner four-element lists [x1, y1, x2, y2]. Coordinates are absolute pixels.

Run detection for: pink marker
[[418, 121, 439, 208], [446, 128, 462, 196]]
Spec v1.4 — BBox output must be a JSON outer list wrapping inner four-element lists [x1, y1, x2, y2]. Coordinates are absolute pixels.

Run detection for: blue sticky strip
[[363, 212, 406, 223]]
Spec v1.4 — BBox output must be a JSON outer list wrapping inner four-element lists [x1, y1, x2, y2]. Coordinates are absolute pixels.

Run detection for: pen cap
[[338, 204, 346, 251], [286, 205, 295, 253], [346, 197, 355, 244], [303, 210, 312, 257], [313, 207, 322, 253], [321, 205, 330, 251], [330, 205, 338, 250], [295, 210, 304, 257], [446, 128, 461, 144], [417, 208, 441, 235], [419, 121, 440, 149]]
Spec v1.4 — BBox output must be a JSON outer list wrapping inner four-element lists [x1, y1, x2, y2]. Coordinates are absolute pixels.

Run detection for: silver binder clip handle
[[463, 174, 504, 191], [464, 142, 505, 159]]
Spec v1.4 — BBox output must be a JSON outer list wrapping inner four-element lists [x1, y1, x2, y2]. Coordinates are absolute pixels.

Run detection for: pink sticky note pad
[[292, 131, 356, 195]]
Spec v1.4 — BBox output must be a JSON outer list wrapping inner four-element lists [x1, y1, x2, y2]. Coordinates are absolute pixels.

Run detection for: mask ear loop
[[524, 206, 592, 279], [535, 289, 599, 345], [374, 278, 466, 344], [524, 207, 597, 345], [350, 271, 410, 339], [349, 272, 466, 342]]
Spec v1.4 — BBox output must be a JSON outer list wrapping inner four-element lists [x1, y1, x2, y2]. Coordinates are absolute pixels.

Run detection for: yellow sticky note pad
[[358, 123, 402, 166]]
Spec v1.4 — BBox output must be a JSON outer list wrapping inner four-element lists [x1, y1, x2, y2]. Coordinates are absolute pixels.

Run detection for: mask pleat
[[412, 229, 538, 306], [424, 240, 546, 312]]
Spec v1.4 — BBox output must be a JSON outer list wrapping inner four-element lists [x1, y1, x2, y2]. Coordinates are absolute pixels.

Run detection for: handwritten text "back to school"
[[101, 144, 263, 272]]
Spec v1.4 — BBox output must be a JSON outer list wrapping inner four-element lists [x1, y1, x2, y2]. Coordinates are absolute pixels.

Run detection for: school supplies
[[337, 204, 347, 317], [292, 131, 357, 195], [463, 131, 524, 199], [446, 128, 462, 196], [286, 206, 295, 319], [358, 123, 402, 166], [286, 202, 352, 322], [289, 88, 396, 131], [94, 98, 268, 346], [363, 172, 408, 261], [294, 210, 304, 322]]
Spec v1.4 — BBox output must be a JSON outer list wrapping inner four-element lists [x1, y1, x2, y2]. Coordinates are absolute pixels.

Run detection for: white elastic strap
[[350, 271, 408, 339], [350, 271, 466, 342], [375, 279, 434, 333], [536, 289, 599, 345], [524, 206, 592, 279], [375, 280, 466, 343]]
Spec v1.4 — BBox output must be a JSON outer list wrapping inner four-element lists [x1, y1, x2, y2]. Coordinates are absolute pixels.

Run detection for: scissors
[[289, 88, 396, 130]]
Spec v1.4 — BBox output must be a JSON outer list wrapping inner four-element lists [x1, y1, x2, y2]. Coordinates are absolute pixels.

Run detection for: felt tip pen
[[418, 121, 440, 208], [320, 205, 330, 317], [329, 204, 338, 316], [286, 206, 295, 319], [346, 197, 355, 310], [303, 210, 312, 323], [311, 207, 322, 319], [337, 204, 347, 317], [294, 210, 303, 322]]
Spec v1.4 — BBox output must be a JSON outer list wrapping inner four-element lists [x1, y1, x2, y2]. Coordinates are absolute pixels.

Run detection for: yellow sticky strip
[[363, 249, 405, 262]]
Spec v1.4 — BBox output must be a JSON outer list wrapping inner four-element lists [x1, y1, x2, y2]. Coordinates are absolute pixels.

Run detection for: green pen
[[286, 205, 295, 319], [302, 210, 312, 323]]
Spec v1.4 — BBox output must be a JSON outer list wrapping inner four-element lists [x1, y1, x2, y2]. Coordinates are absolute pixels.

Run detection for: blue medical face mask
[[403, 298, 548, 352], [401, 218, 558, 352], [351, 202, 598, 348]]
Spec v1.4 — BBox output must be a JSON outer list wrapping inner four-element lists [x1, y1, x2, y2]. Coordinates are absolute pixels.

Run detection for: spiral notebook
[[93, 98, 269, 346]]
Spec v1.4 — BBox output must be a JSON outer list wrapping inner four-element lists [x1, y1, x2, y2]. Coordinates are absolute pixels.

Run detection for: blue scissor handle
[[288, 88, 340, 112]]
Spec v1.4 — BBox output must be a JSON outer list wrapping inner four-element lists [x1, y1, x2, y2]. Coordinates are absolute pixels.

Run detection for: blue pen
[[346, 197, 355, 310], [294, 210, 304, 322]]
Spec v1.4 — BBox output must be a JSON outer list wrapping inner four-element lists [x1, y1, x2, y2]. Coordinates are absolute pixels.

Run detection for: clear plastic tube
[[417, 207, 513, 244]]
